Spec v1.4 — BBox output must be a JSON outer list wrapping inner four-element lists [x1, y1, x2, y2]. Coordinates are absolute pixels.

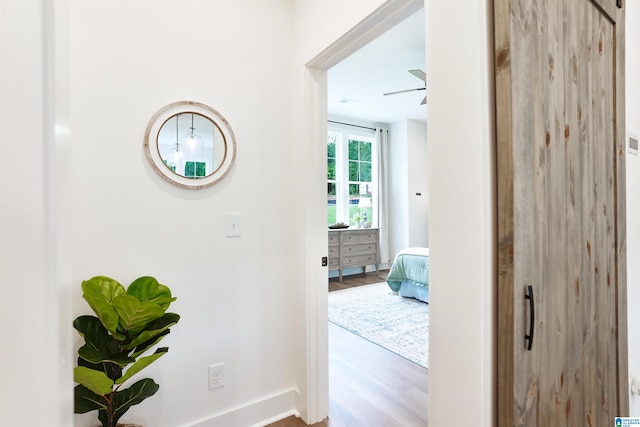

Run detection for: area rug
[[328, 282, 428, 368]]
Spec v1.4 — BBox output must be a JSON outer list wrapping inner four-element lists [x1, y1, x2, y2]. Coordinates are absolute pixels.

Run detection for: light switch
[[226, 213, 242, 237], [629, 133, 638, 155]]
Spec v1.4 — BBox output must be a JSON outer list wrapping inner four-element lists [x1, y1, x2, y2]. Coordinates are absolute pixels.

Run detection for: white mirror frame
[[144, 101, 236, 189]]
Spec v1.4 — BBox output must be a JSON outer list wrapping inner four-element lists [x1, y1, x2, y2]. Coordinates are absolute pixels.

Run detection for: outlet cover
[[208, 363, 225, 389]]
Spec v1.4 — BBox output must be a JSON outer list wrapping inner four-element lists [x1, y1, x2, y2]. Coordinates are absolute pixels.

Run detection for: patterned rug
[[328, 282, 428, 368]]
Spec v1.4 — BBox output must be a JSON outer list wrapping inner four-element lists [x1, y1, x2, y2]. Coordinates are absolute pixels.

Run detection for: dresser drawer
[[328, 246, 340, 257], [342, 242, 376, 256], [328, 231, 340, 245], [328, 257, 340, 268], [342, 253, 377, 267], [342, 230, 377, 244]]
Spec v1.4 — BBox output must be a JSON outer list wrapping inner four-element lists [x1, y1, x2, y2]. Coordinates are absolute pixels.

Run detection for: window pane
[[328, 205, 336, 225], [327, 133, 338, 226], [196, 162, 206, 177], [349, 184, 359, 196], [328, 158, 336, 180], [163, 160, 176, 172], [359, 141, 371, 161], [348, 140, 359, 160], [327, 140, 336, 158], [349, 160, 358, 181], [185, 161, 195, 177], [360, 162, 372, 182], [328, 182, 336, 225]]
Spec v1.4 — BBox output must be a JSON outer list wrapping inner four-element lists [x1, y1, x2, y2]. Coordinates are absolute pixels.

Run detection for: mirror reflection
[[144, 101, 236, 189], [157, 112, 226, 179]]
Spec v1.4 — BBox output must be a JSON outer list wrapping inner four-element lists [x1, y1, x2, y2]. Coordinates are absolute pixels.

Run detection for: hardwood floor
[[328, 269, 389, 292], [266, 271, 429, 427]]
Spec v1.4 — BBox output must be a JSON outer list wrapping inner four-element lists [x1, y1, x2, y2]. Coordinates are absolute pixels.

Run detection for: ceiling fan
[[383, 69, 427, 105]]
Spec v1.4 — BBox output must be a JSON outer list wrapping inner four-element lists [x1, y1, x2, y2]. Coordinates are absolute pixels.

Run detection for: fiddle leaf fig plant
[[73, 276, 180, 427]]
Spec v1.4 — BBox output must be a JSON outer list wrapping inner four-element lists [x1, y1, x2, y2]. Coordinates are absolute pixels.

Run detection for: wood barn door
[[495, 0, 628, 425]]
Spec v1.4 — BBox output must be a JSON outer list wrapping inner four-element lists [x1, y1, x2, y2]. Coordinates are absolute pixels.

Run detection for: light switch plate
[[629, 133, 639, 155], [226, 213, 242, 237]]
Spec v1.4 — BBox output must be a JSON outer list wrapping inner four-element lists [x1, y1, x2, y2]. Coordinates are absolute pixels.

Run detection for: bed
[[386, 247, 429, 303]]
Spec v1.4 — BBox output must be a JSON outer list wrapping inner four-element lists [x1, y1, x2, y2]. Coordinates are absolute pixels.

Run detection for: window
[[185, 161, 206, 178], [327, 124, 377, 226], [163, 159, 177, 173]]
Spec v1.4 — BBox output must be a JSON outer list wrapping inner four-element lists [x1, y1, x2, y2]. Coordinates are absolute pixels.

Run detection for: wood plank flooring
[[266, 271, 429, 427]]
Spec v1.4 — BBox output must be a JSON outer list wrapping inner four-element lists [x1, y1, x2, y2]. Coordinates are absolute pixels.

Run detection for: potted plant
[[350, 211, 361, 227], [73, 276, 180, 427]]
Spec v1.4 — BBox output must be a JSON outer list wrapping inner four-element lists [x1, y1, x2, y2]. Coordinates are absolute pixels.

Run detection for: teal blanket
[[386, 248, 429, 292]]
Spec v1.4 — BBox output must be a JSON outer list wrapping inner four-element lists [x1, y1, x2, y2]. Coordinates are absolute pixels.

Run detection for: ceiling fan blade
[[420, 96, 427, 105], [383, 87, 426, 96], [409, 69, 426, 82]]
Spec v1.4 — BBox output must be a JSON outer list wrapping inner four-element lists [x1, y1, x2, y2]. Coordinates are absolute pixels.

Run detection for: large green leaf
[[74, 366, 114, 396], [123, 313, 180, 350], [82, 277, 126, 339], [130, 329, 170, 359], [78, 344, 135, 366], [74, 315, 134, 366], [74, 315, 119, 356], [115, 348, 168, 385], [98, 378, 159, 427], [112, 294, 165, 334], [76, 358, 127, 385], [74, 384, 107, 414], [77, 356, 105, 371], [127, 276, 177, 309]]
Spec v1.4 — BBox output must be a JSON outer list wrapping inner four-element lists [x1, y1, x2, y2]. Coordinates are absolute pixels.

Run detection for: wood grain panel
[[494, 0, 514, 421], [495, 0, 627, 425]]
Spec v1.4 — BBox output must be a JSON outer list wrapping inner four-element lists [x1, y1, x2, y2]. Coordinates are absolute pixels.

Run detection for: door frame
[[302, 0, 425, 422]]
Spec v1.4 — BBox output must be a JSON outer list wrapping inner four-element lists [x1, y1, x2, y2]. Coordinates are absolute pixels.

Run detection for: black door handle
[[524, 285, 534, 350]]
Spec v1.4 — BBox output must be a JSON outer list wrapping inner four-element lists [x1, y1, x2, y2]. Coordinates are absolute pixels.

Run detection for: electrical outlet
[[208, 363, 225, 389]]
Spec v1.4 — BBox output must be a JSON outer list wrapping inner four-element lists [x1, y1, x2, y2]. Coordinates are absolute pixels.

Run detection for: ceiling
[[327, 9, 426, 125]]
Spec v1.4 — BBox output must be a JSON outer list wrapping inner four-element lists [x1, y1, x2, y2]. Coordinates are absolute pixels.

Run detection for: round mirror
[[144, 101, 236, 189]]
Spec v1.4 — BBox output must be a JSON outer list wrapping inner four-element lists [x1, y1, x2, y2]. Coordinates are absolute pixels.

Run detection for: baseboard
[[185, 388, 300, 427]]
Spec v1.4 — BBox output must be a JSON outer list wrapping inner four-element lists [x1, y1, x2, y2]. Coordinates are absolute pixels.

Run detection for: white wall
[[407, 119, 428, 247], [0, 1, 74, 426], [626, 1, 640, 416], [388, 118, 428, 256], [70, 2, 302, 426], [67, 1, 386, 426], [388, 120, 410, 256], [425, 0, 494, 425]]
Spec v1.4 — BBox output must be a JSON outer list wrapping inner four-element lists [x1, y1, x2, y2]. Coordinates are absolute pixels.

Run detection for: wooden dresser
[[328, 228, 379, 282]]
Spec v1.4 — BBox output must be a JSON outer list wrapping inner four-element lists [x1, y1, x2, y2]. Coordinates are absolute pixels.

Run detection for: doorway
[[302, 0, 428, 423], [303, 0, 496, 425], [325, 7, 428, 425]]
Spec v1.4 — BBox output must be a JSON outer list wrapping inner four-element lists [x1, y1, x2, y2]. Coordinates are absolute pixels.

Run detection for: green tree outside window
[[185, 161, 206, 178]]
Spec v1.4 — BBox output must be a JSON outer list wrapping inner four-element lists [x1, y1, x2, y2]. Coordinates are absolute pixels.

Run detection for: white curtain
[[376, 127, 390, 267]]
